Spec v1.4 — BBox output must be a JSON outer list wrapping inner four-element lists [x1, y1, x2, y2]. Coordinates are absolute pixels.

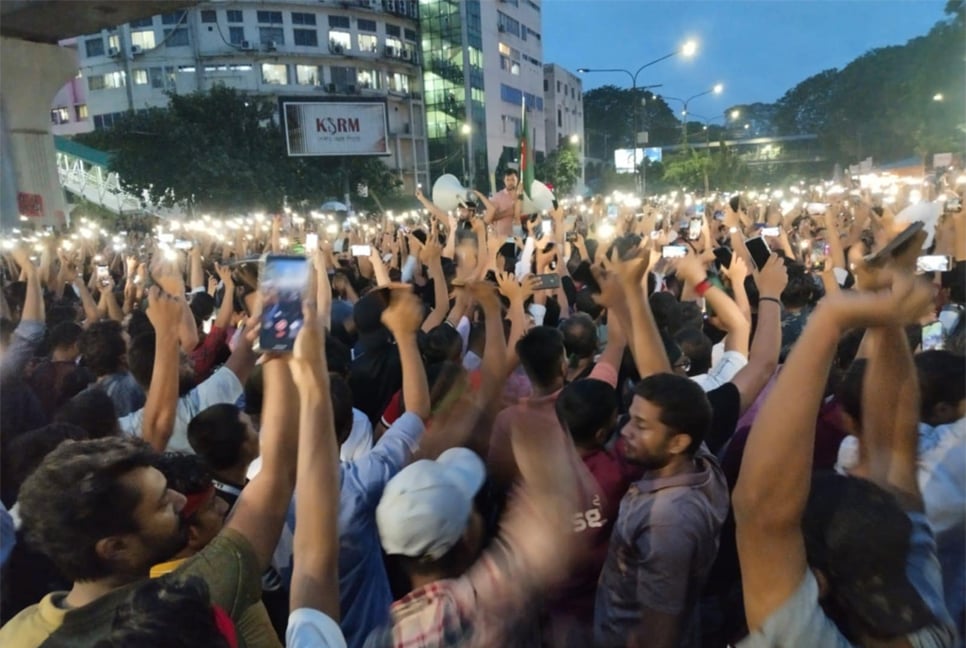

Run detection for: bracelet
[[694, 278, 712, 297], [759, 297, 782, 307]]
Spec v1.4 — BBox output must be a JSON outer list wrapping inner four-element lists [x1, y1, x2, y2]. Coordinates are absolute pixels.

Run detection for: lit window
[[76, 104, 89, 119], [358, 69, 379, 89], [498, 42, 511, 56], [390, 72, 409, 93], [386, 36, 402, 51], [133, 69, 148, 85], [358, 33, 378, 52], [50, 107, 70, 124], [131, 30, 156, 49], [295, 65, 321, 86], [329, 31, 351, 51], [261, 63, 288, 85], [108, 34, 120, 51]]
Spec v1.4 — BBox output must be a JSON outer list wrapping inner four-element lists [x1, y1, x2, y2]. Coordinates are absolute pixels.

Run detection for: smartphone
[[258, 255, 310, 353], [607, 204, 619, 220], [810, 240, 829, 272], [713, 247, 733, 271], [565, 231, 578, 242], [662, 245, 688, 259], [921, 320, 944, 351], [806, 203, 828, 215], [687, 217, 703, 241], [305, 233, 319, 250], [761, 226, 781, 238], [916, 255, 953, 273], [158, 233, 175, 244], [533, 272, 561, 290], [694, 203, 706, 216], [945, 197, 961, 213], [541, 219, 553, 237], [863, 221, 925, 267], [745, 236, 772, 271], [96, 265, 110, 287], [351, 245, 371, 257], [174, 239, 193, 250], [729, 195, 743, 213]]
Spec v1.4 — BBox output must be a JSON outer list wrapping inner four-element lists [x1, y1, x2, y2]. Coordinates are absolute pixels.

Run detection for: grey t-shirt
[[738, 511, 957, 648]]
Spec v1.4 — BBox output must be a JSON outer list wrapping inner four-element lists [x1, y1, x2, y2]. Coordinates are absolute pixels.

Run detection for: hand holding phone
[[745, 237, 772, 271], [921, 320, 944, 351], [258, 255, 309, 353], [533, 273, 561, 290], [305, 233, 319, 251], [351, 245, 372, 257], [662, 245, 688, 259]]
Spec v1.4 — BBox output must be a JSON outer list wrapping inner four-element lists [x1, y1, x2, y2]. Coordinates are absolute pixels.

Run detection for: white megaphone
[[521, 179, 556, 215], [431, 174, 473, 213]]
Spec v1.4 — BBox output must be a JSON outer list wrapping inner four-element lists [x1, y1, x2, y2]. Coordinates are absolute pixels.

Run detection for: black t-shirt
[[705, 382, 742, 455]]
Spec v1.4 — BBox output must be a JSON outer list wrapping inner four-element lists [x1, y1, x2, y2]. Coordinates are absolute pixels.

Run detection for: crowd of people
[[0, 164, 963, 648]]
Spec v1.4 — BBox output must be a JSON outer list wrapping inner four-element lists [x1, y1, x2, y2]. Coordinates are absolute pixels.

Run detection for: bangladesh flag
[[519, 98, 534, 199]]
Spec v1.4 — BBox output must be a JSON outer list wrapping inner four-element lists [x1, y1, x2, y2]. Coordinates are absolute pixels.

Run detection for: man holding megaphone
[[487, 168, 525, 239]]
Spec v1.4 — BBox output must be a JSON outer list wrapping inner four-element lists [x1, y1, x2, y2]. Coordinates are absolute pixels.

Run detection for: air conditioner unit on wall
[[385, 46, 395, 57], [107, 46, 120, 57], [240, 40, 254, 51], [264, 40, 278, 51], [130, 45, 143, 56]]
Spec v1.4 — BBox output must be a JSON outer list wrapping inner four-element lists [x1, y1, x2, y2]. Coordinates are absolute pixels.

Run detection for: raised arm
[[674, 253, 750, 356], [734, 274, 933, 633], [415, 186, 450, 222], [212, 263, 236, 331], [141, 287, 183, 451], [609, 252, 672, 378], [419, 240, 449, 332], [381, 285, 431, 420], [727, 254, 787, 413], [288, 280, 340, 619], [226, 355, 300, 570]]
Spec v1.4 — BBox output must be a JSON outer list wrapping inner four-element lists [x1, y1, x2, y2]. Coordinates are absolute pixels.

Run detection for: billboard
[[282, 100, 389, 156], [614, 147, 663, 174]]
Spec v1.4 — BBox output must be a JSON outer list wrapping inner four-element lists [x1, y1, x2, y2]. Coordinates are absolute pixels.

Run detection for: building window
[[88, 71, 126, 91], [329, 31, 350, 51], [149, 67, 165, 88], [259, 27, 284, 45], [257, 11, 283, 24], [543, 79, 548, 91], [295, 65, 321, 86], [556, 81, 561, 92], [389, 72, 409, 93], [294, 29, 318, 46], [404, 28, 417, 41], [385, 35, 402, 52], [130, 17, 152, 28], [76, 104, 89, 119], [84, 37, 104, 57], [50, 107, 70, 125], [200, 9, 216, 23], [331, 66, 356, 90], [357, 19, 376, 32], [261, 63, 288, 85], [558, 109, 562, 128], [229, 27, 245, 44], [227, 9, 243, 23], [161, 11, 186, 25], [328, 15, 350, 28], [164, 28, 189, 47], [358, 69, 379, 89], [108, 34, 120, 51], [131, 30, 156, 49], [358, 33, 377, 52], [133, 69, 149, 85], [291, 12, 316, 25], [385, 24, 401, 37], [497, 11, 520, 37]]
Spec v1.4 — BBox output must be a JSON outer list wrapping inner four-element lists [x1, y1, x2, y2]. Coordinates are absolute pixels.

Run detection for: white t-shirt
[[691, 349, 748, 393], [286, 608, 347, 648], [119, 366, 244, 452], [340, 408, 374, 462]]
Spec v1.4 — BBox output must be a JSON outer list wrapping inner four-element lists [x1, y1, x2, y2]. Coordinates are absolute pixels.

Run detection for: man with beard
[[487, 167, 524, 238], [593, 374, 729, 648], [0, 288, 300, 648]]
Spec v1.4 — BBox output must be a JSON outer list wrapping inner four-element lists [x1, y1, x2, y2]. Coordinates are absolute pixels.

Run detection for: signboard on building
[[613, 148, 663, 174], [281, 99, 389, 157]]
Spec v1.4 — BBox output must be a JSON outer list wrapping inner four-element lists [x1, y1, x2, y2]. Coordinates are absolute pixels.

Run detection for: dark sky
[[543, 0, 947, 118]]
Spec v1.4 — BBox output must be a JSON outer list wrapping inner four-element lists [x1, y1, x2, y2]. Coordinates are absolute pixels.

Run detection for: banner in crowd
[[282, 100, 389, 157]]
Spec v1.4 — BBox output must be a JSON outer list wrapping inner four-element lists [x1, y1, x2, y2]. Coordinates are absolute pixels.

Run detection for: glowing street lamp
[[730, 109, 740, 119], [681, 39, 698, 57], [933, 93, 944, 102], [569, 133, 580, 145]]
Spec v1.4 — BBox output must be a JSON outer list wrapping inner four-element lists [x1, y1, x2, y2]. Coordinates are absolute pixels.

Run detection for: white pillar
[[0, 37, 77, 228]]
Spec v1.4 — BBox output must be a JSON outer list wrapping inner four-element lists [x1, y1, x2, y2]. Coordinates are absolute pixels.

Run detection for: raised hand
[[753, 253, 789, 299], [723, 254, 749, 285], [419, 237, 443, 264], [380, 285, 423, 337], [496, 272, 536, 303], [670, 251, 708, 287], [146, 285, 183, 332]]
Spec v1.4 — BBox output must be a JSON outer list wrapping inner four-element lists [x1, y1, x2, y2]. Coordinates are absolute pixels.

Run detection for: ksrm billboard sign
[[281, 98, 389, 157]]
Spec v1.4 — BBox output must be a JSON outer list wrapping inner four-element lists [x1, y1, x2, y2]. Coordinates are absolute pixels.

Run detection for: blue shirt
[[278, 413, 425, 648]]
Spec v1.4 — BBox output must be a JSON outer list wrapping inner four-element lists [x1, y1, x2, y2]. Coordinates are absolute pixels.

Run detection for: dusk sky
[[543, 0, 947, 117]]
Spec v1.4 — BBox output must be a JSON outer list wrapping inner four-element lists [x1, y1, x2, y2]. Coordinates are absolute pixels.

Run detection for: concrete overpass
[[0, 1, 195, 228]]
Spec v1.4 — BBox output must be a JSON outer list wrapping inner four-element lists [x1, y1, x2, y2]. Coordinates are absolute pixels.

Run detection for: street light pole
[[666, 83, 724, 147], [578, 39, 696, 195]]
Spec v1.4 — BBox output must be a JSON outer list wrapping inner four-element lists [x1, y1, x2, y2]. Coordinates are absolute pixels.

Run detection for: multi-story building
[[53, 0, 430, 191], [543, 64, 582, 150], [49, 38, 94, 135], [418, 0, 544, 193], [543, 63, 584, 188]]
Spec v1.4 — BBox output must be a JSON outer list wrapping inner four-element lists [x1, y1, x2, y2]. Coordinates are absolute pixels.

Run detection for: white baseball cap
[[376, 447, 485, 560]]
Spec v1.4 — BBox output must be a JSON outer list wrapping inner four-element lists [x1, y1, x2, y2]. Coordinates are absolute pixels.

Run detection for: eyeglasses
[[673, 356, 691, 373]]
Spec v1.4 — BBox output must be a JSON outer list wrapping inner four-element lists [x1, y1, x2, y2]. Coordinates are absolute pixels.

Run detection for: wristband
[[694, 278, 712, 297], [759, 296, 781, 307]]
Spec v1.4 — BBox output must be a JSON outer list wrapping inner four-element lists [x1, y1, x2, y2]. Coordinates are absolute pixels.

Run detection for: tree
[[583, 85, 679, 158], [75, 87, 401, 213], [535, 144, 581, 195]]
